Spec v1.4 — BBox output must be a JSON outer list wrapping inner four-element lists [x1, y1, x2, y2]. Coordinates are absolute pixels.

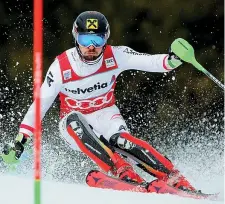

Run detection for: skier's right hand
[[1, 133, 27, 164]]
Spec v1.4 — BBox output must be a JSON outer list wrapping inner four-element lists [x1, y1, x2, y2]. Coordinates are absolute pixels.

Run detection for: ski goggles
[[77, 33, 107, 48]]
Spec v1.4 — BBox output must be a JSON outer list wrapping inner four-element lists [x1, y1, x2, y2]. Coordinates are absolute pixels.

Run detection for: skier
[[2, 11, 195, 193]]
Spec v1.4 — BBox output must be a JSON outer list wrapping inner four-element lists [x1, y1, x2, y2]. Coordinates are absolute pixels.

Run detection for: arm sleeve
[[113, 46, 175, 73], [19, 60, 62, 137]]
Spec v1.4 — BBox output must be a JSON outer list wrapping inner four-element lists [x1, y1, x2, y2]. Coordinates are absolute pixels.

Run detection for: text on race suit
[[65, 82, 108, 94]]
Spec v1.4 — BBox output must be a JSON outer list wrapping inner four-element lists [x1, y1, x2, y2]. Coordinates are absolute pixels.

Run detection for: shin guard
[[110, 132, 175, 179], [64, 111, 116, 172]]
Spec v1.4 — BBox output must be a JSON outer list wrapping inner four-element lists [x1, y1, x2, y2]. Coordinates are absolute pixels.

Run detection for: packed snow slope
[[0, 174, 223, 204]]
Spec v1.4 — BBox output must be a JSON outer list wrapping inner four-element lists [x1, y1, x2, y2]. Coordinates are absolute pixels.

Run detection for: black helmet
[[72, 11, 110, 64]]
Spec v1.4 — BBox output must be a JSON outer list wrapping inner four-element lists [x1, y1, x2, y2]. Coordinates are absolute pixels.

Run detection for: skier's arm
[[19, 60, 62, 138], [113, 46, 182, 72], [1, 60, 62, 164]]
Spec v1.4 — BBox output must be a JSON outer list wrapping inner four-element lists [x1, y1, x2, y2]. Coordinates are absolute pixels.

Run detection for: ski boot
[[147, 170, 196, 193], [113, 152, 145, 184]]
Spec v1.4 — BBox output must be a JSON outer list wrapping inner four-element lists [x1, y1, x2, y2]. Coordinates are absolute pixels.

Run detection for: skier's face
[[79, 45, 103, 61]]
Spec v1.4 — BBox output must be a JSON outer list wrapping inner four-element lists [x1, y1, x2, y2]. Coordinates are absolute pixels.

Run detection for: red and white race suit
[[19, 45, 175, 150]]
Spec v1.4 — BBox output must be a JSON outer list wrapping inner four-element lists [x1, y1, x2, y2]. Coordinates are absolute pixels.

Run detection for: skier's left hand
[[167, 45, 183, 69]]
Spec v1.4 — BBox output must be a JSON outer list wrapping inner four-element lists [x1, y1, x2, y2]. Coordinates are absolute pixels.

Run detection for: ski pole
[[171, 38, 224, 91]]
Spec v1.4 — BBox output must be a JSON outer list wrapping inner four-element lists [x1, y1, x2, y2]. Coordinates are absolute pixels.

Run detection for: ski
[[86, 170, 219, 201], [86, 170, 147, 193]]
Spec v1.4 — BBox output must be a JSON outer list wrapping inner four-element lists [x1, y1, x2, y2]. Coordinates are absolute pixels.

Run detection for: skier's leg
[[87, 105, 172, 179], [77, 105, 195, 191], [59, 111, 144, 183], [109, 132, 196, 191]]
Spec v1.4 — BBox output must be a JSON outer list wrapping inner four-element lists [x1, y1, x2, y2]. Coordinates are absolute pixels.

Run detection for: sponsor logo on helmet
[[86, 19, 98, 29]]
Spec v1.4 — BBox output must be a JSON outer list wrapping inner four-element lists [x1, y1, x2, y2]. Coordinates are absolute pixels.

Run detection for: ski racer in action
[[2, 11, 197, 194]]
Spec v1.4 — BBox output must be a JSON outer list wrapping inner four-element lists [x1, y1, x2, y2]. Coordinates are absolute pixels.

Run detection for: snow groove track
[[0, 174, 223, 204]]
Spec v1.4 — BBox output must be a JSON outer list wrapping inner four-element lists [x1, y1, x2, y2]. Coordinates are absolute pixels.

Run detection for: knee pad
[[109, 133, 135, 150]]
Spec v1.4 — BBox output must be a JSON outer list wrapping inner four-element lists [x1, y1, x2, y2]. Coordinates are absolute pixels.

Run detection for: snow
[[0, 174, 223, 204]]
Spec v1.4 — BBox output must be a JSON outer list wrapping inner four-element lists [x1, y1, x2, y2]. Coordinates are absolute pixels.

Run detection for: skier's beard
[[83, 51, 100, 61]]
